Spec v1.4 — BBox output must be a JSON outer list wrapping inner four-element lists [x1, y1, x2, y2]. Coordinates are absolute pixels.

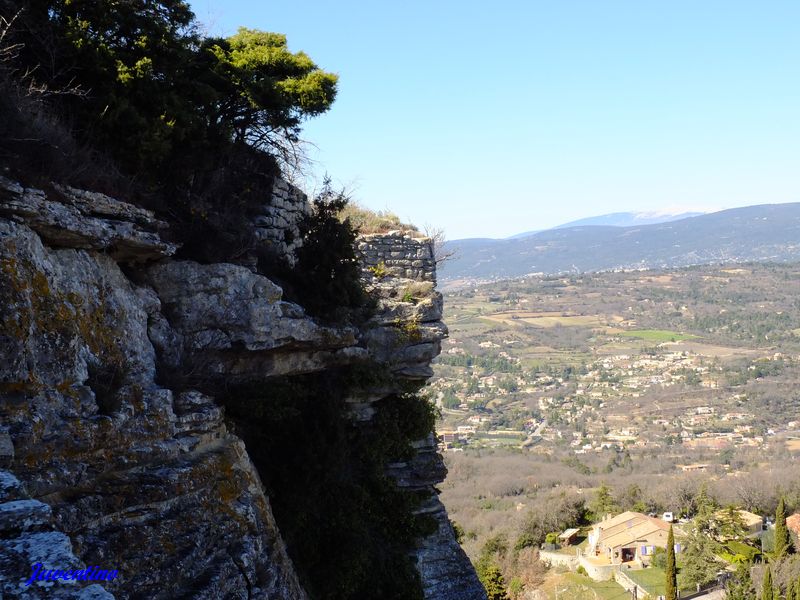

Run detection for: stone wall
[[358, 231, 437, 282], [254, 177, 438, 282], [253, 178, 310, 265], [358, 233, 485, 600]]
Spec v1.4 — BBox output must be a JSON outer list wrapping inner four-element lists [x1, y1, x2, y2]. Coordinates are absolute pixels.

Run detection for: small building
[[559, 528, 580, 546], [737, 510, 765, 536], [678, 463, 710, 473], [438, 431, 458, 444], [713, 508, 763, 537], [586, 511, 675, 567]]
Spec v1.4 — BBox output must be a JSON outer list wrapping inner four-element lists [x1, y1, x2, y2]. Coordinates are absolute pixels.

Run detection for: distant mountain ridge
[[441, 203, 800, 283], [507, 210, 705, 239]]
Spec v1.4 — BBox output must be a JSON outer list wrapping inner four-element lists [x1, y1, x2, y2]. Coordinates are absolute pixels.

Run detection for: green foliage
[[481, 533, 509, 559], [512, 532, 538, 551], [508, 577, 524, 598], [721, 539, 761, 567], [479, 565, 510, 600], [3, 1, 336, 180], [665, 525, 677, 600], [222, 369, 437, 600], [717, 506, 750, 542], [774, 497, 791, 559], [762, 529, 775, 554], [437, 352, 522, 374], [651, 546, 668, 569], [588, 483, 619, 521], [1, 0, 339, 271], [515, 492, 585, 551], [562, 455, 591, 475], [761, 567, 774, 600], [10, 0, 199, 176], [680, 496, 725, 589], [205, 28, 337, 158], [395, 316, 423, 343], [288, 180, 372, 323], [725, 562, 754, 600], [451, 520, 465, 545], [475, 536, 510, 600], [368, 261, 390, 279]]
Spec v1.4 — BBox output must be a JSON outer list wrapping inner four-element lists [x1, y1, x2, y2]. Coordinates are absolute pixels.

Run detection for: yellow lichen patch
[[32, 261, 124, 363], [56, 379, 79, 399], [0, 379, 43, 395], [394, 316, 422, 343]]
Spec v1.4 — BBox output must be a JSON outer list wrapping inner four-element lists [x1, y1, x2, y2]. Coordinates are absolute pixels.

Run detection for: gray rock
[[1, 210, 307, 599], [0, 179, 177, 261], [0, 429, 13, 468], [0, 177, 480, 600], [147, 260, 357, 379], [0, 499, 52, 532]]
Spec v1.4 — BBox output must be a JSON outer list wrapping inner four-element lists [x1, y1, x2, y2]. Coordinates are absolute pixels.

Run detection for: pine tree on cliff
[[665, 525, 677, 600], [761, 567, 774, 600], [774, 496, 791, 559]]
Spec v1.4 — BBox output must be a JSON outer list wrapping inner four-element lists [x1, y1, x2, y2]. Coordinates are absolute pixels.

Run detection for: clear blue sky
[[190, 1, 800, 239]]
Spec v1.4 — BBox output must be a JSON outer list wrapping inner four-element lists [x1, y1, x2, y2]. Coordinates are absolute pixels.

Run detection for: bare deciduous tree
[[424, 224, 457, 267]]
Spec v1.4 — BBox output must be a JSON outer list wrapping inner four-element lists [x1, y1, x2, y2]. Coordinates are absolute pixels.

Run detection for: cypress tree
[[795, 576, 800, 600], [788, 579, 795, 600], [774, 497, 790, 559], [666, 525, 677, 600], [761, 567, 773, 600]]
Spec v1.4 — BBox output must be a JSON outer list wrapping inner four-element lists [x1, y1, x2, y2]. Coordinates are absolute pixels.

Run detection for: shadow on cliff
[[221, 366, 437, 600]]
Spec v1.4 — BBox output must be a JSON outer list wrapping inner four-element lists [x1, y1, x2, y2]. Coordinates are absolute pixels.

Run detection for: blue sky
[[190, 1, 800, 239]]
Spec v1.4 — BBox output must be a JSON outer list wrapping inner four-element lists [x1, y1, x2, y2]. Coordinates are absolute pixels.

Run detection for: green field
[[555, 573, 628, 600], [618, 329, 695, 342], [625, 568, 667, 596], [624, 567, 694, 597]]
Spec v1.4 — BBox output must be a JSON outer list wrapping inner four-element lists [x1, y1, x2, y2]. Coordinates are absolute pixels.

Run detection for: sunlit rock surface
[[0, 179, 484, 599]]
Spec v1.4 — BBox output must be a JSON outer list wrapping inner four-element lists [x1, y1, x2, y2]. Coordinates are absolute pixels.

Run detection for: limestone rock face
[[0, 178, 483, 600], [0, 178, 177, 261], [0, 470, 115, 599], [0, 184, 306, 599], [359, 271, 485, 600], [146, 261, 361, 381]]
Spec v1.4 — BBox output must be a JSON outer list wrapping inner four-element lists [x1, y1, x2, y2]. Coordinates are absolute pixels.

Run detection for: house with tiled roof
[[586, 511, 677, 567], [786, 512, 800, 537]]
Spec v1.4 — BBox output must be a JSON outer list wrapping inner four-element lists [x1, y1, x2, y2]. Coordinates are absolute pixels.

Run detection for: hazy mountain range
[[506, 210, 705, 239], [440, 204, 800, 284]]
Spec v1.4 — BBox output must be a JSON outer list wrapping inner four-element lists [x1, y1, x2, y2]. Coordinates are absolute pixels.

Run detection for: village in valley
[[434, 264, 800, 599], [434, 266, 800, 458]]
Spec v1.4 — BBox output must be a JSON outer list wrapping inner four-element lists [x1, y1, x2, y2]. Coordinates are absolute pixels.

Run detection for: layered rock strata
[[0, 178, 484, 599]]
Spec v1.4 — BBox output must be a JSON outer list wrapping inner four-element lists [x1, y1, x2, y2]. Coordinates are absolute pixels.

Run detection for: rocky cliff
[[0, 177, 485, 599]]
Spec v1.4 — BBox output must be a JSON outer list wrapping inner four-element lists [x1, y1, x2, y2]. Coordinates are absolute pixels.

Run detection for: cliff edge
[[0, 176, 485, 599]]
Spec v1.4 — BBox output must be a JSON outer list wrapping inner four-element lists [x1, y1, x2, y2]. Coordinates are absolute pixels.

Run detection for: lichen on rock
[[0, 178, 484, 599]]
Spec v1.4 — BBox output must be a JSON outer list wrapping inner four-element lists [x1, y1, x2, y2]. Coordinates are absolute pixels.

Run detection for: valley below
[[434, 263, 800, 597]]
